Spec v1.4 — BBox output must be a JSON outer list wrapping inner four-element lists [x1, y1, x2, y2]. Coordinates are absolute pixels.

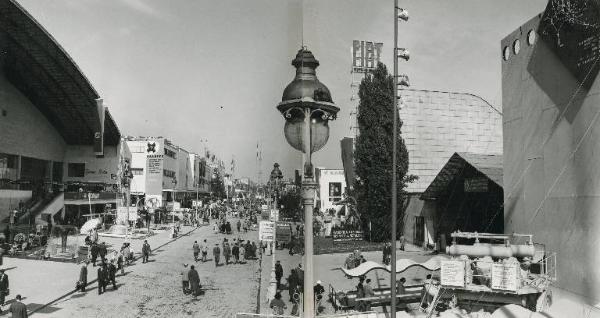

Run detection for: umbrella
[[80, 218, 101, 234]]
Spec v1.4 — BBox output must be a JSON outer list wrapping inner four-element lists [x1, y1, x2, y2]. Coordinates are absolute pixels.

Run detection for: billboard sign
[[259, 221, 275, 242], [441, 260, 466, 288], [352, 40, 383, 73], [332, 229, 363, 243], [275, 222, 292, 243]]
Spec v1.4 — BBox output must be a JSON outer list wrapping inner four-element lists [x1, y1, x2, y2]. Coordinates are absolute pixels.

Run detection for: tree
[[354, 63, 416, 242], [279, 190, 302, 221], [210, 168, 226, 199]]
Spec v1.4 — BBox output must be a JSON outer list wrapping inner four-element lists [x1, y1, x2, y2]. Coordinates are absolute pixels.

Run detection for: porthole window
[[513, 39, 521, 55], [527, 30, 536, 45], [503, 46, 510, 61]]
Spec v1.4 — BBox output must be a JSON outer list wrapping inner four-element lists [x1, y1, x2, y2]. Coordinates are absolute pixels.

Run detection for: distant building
[[501, 1, 600, 315], [126, 137, 211, 209], [315, 168, 346, 212]]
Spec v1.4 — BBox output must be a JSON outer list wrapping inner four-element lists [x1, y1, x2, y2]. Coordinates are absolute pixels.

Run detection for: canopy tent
[[341, 255, 450, 278]]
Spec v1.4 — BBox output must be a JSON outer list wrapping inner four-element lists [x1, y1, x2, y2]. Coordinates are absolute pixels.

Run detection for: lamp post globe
[[276, 47, 338, 317]]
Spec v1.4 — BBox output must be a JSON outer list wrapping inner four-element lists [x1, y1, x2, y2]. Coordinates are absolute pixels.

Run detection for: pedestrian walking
[[239, 244, 245, 263], [269, 292, 287, 315], [232, 243, 239, 264], [223, 242, 231, 265], [201, 239, 208, 262], [213, 243, 221, 266], [8, 294, 26, 318], [98, 242, 107, 264], [275, 260, 283, 290], [97, 263, 107, 295], [287, 269, 298, 302], [78, 261, 88, 292], [193, 241, 200, 262], [188, 265, 201, 297], [0, 269, 8, 309], [181, 264, 189, 294], [90, 243, 98, 266], [142, 240, 151, 263], [108, 260, 118, 290]]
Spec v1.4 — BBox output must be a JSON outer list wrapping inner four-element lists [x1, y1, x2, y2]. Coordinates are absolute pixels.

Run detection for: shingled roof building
[[0, 0, 129, 228], [397, 89, 503, 248]]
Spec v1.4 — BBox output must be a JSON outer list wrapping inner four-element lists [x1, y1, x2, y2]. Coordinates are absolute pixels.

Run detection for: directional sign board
[[259, 221, 275, 242]]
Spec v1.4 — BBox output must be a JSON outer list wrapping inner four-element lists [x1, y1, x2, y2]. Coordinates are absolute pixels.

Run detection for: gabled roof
[[0, 0, 120, 145], [421, 152, 503, 200]]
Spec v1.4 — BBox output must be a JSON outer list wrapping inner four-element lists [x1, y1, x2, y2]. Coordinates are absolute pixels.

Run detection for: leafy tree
[[354, 63, 416, 242], [279, 190, 302, 221], [210, 168, 226, 199]]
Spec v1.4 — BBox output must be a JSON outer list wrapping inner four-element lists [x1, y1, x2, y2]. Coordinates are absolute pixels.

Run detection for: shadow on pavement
[[27, 302, 61, 314]]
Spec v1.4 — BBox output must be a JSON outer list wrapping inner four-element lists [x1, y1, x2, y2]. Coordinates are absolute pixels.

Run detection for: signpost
[[441, 260, 466, 288]]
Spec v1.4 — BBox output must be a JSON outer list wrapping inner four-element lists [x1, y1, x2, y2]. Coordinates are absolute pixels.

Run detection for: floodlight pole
[[391, 1, 399, 317]]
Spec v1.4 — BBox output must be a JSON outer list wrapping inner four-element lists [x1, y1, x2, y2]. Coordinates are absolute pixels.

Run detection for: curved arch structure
[[341, 255, 450, 278], [0, 0, 120, 146]]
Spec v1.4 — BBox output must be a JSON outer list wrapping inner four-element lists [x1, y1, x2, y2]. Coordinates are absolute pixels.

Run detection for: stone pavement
[[1, 218, 263, 317], [0, 223, 196, 316]]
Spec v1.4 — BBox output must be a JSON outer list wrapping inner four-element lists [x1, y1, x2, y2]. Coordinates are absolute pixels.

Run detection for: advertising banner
[[275, 222, 292, 243], [441, 260, 466, 288], [259, 221, 275, 242], [145, 139, 164, 208], [491, 263, 519, 292], [332, 229, 363, 243]]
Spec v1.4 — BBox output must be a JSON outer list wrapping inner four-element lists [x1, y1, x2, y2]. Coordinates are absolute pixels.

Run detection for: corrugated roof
[[420, 152, 503, 200]]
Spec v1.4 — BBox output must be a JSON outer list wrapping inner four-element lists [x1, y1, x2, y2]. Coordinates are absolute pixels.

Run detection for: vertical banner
[[94, 98, 105, 156], [145, 138, 164, 209]]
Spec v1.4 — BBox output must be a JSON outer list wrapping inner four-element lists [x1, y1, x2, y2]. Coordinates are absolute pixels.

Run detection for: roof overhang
[[420, 152, 503, 200], [0, 0, 120, 146]]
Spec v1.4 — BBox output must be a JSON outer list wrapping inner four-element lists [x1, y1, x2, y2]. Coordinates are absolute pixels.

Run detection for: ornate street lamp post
[[277, 48, 339, 317]]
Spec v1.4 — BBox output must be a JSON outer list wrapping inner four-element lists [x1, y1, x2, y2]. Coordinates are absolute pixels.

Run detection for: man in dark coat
[[213, 243, 221, 267], [223, 243, 231, 265], [78, 262, 88, 292], [0, 269, 8, 307], [142, 240, 151, 263], [187, 265, 201, 297], [90, 243, 99, 266], [232, 243, 240, 264], [98, 242, 107, 264], [287, 269, 298, 302], [108, 260, 118, 290], [275, 260, 283, 290], [97, 263, 107, 295], [8, 294, 26, 318]]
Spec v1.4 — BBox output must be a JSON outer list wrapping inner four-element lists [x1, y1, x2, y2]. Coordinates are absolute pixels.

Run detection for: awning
[[421, 152, 502, 200], [341, 255, 450, 277], [65, 199, 116, 205]]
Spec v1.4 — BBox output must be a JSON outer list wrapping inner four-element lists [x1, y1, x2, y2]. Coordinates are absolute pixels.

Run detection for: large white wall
[[502, 15, 600, 315], [0, 72, 66, 162]]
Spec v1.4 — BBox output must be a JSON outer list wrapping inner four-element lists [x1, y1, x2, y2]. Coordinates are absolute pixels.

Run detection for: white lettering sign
[[259, 221, 275, 242], [441, 260, 465, 287], [491, 264, 519, 292]]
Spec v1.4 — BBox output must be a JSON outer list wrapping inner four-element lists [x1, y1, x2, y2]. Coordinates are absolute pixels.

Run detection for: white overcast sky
[[17, 0, 548, 181]]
